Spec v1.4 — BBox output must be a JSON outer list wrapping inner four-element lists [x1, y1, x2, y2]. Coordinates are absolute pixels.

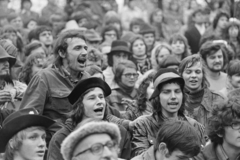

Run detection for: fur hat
[[61, 121, 121, 160]]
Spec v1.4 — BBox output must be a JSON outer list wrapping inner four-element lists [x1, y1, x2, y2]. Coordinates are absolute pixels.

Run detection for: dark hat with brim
[[149, 68, 184, 100], [68, 77, 111, 105], [107, 40, 132, 55], [0, 108, 55, 153], [0, 45, 16, 67]]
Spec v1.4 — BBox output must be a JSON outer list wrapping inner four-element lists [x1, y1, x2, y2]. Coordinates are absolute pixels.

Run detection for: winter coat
[[132, 113, 205, 157], [47, 118, 132, 160]]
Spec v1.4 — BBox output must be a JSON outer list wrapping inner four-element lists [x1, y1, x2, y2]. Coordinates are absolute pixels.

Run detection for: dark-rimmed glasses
[[74, 140, 117, 157]]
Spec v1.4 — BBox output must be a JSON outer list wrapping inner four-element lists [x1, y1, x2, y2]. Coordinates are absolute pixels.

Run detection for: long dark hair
[[69, 88, 108, 127], [151, 79, 185, 119]]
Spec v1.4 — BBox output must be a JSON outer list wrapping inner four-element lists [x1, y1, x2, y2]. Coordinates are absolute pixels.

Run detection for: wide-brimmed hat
[[149, 68, 184, 100], [61, 121, 121, 160], [107, 40, 132, 55], [68, 77, 111, 105], [0, 45, 16, 67], [0, 108, 55, 153]]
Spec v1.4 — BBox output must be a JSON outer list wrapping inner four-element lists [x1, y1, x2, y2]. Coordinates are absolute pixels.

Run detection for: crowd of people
[[0, 0, 240, 160]]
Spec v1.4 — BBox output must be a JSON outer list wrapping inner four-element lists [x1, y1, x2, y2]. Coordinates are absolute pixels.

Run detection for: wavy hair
[[208, 98, 240, 146]]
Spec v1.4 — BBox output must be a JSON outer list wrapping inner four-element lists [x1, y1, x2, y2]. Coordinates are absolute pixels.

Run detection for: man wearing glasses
[[61, 121, 121, 160], [194, 97, 240, 160]]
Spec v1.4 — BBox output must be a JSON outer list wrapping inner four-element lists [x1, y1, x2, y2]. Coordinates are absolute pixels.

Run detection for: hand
[[0, 90, 12, 103]]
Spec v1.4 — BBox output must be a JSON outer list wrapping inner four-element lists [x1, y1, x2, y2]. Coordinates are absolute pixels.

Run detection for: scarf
[[117, 80, 136, 98], [133, 54, 147, 65]]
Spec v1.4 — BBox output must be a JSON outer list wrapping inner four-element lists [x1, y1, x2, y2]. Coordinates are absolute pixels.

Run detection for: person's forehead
[[207, 49, 223, 56], [162, 82, 181, 90], [40, 30, 52, 34], [123, 68, 136, 73], [66, 37, 86, 46]]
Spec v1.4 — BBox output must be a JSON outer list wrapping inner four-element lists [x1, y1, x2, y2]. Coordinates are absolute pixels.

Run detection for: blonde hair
[[4, 126, 45, 160]]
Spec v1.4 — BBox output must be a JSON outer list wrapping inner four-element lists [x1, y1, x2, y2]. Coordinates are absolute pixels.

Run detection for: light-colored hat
[[61, 121, 121, 160]]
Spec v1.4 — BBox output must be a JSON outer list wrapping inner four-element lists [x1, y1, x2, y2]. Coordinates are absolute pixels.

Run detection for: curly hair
[[207, 98, 240, 145], [101, 25, 119, 43]]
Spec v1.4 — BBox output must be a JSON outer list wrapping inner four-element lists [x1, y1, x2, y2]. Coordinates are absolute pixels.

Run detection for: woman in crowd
[[222, 18, 240, 59], [151, 43, 172, 71], [124, 70, 155, 121], [47, 77, 131, 160], [179, 54, 224, 126], [101, 25, 119, 47], [169, 33, 191, 61], [130, 35, 151, 74], [107, 60, 139, 114], [132, 68, 205, 156], [201, 10, 229, 44], [0, 108, 55, 160]]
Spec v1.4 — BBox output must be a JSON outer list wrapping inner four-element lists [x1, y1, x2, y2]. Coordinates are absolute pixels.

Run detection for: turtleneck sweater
[[184, 86, 205, 116], [133, 54, 147, 65]]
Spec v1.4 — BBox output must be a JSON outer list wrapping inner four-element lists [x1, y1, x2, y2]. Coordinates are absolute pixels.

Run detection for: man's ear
[[9, 139, 14, 149], [59, 50, 66, 58], [158, 142, 170, 157]]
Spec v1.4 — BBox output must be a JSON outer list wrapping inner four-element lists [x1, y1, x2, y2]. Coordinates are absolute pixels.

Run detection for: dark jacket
[[185, 87, 225, 126], [0, 109, 14, 127], [131, 146, 156, 160], [184, 25, 201, 54], [47, 119, 132, 160], [19, 65, 89, 141], [19, 65, 89, 123], [132, 113, 205, 157]]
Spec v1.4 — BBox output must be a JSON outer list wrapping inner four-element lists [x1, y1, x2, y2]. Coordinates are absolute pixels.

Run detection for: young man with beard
[[199, 41, 228, 92], [19, 30, 89, 139]]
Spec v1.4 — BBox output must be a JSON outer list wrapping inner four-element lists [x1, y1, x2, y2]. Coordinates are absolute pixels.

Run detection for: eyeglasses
[[122, 73, 139, 79], [105, 33, 116, 37], [74, 141, 117, 157], [230, 122, 240, 130]]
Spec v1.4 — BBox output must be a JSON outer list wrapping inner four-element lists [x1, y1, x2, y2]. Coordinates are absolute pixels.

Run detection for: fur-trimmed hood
[[61, 121, 121, 160]]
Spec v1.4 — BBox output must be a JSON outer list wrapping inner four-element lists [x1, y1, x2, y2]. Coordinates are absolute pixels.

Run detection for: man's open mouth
[[77, 57, 86, 65], [94, 107, 104, 113]]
